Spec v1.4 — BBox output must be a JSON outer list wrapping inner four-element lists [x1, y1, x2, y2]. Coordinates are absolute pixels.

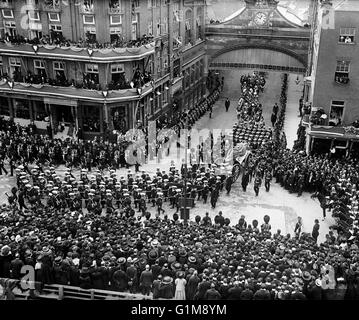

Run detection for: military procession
[[0, 71, 359, 302]]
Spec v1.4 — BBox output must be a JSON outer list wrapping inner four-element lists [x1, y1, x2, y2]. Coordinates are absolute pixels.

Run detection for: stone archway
[[209, 43, 306, 73]]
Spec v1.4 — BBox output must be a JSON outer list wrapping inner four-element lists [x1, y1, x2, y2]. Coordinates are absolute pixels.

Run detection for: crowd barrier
[[0, 278, 152, 300]]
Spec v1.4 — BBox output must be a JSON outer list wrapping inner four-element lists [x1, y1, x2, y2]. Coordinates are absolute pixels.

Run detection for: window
[[111, 63, 124, 73], [53, 61, 64, 71], [2, 9, 13, 18], [14, 99, 30, 119], [85, 63, 99, 84], [110, 15, 122, 25], [44, 0, 60, 9], [48, 12, 60, 22], [0, 97, 10, 117], [4, 20, 16, 37], [110, 26, 122, 42], [28, 11, 40, 21], [132, 12, 138, 23], [109, 0, 122, 10], [49, 24, 62, 33], [84, 26, 96, 33], [133, 0, 139, 7], [85, 63, 98, 73], [329, 100, 345, 126], [83, 14, 95, 24], [162, 83, 168, 104], [111, 63, 124, 82], [33, 101, 48, 121], [131, 17, 138, 41], [185, 9, 192, 45], [82, 0, 94, 12], [34, 59, 46, 76], [196, 7, 203, 40], [82, 105, 100, 132], [335, 60, 350, 84], [84, 26, 96, 42], [9, 57, 21, 66], [53, 61, 65, 80], [339, 28, 355, 43]]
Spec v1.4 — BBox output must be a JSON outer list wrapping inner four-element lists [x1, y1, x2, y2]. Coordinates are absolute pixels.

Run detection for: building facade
[[305, 0, 359, 156], [0, 0, 206, 139], [307, 0, 359, 126]]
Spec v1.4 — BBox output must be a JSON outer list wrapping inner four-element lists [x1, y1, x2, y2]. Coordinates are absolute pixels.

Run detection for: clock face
[[253, 12, 268, 25]]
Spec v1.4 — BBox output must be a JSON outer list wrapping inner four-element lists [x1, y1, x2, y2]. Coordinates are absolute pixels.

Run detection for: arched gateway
[[206, 0, 311, 74]]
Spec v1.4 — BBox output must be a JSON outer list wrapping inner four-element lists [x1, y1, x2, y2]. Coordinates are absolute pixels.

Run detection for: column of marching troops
[[9, 158, 234, 219]]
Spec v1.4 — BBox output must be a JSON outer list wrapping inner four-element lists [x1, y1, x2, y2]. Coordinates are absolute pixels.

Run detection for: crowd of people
[[1, 72, 359, 300], [1, 63, 153, 93], [1, 31, 155, 50]]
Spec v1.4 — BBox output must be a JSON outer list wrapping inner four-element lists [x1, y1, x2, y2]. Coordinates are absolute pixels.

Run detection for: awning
[[309, 125, 359, 141]]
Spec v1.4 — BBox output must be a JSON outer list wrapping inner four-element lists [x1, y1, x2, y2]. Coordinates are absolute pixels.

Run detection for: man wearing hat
[[17, 187, 28, 211], [126, 259, 138, 294], [139, 265, 153, 296], [210, 188, 218, 209]]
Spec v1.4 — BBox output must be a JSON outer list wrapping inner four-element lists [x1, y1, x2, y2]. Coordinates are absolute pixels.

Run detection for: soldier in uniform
[[202, 181, 209, 204], [156, 192, 165, 215], [137, 192, 146, 215], [210, 188, 218, 209]]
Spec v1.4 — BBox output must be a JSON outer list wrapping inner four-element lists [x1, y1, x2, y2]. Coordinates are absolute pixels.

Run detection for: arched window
[[185, 9, 193, 45], [196, 7, 203, 40]]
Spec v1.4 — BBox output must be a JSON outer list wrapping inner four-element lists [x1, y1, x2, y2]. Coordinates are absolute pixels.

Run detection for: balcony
[[0, 1, 13, 8], [0, 35, 155, 62], [42, 0, 61, 11], [0, 77, 154, 103]]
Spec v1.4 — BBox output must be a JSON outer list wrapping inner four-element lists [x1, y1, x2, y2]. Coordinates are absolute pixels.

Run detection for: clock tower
[[244, 0, 279, 27]]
